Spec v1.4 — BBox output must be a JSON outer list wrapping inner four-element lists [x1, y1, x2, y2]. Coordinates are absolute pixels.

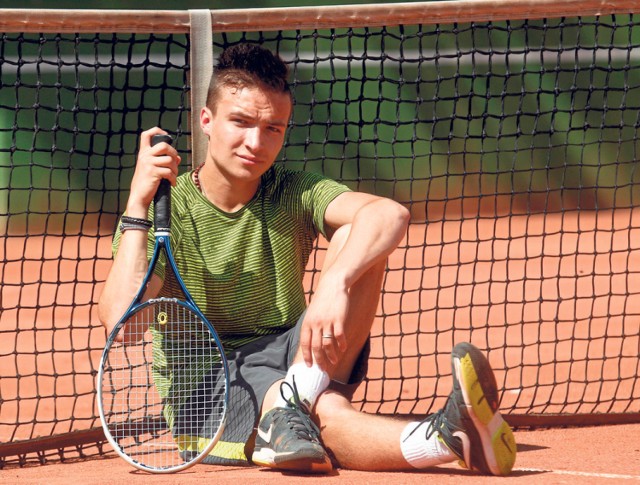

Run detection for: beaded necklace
[[193, 164, 203, 193]]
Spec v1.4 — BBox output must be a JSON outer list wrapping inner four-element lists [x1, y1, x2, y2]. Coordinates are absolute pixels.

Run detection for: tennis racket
[[97, 134, 229, 473]]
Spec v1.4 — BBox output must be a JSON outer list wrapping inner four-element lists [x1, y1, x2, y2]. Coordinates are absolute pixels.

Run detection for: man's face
[[201, 83, 292, 185]]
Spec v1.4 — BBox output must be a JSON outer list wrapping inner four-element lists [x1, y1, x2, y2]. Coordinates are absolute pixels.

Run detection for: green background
[[2, 2, 640, 234]]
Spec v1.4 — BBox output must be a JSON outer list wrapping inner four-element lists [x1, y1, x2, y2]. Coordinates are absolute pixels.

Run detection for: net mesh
[[2, 11, 640, 463], [0, 32, 191, 462]]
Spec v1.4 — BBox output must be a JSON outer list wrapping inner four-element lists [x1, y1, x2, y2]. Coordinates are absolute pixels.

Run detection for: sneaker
[[252, 379, 333, 473], [410, 342, 517, 475]]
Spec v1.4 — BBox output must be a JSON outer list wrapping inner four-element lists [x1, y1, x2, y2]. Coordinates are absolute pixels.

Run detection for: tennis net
[[1, 0, 639, 465]]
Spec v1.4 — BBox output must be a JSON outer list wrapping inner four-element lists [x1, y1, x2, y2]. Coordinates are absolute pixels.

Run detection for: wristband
[[119, 222, 152, 233], [120, 215, 152, 228]]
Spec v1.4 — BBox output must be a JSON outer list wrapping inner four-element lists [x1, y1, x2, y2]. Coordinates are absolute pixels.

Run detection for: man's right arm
[[97, 228, 164, 336], [97, 127, 181, 335]]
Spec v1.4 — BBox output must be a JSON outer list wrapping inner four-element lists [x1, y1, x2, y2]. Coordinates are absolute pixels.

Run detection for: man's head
[[199, 43, 292, 193], [206, 43, 290, 111]]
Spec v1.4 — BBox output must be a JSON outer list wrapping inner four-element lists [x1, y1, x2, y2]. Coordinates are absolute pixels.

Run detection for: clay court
[[3, 424, 640, 484]]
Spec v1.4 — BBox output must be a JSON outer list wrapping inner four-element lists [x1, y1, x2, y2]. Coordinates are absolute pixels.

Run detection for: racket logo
[[157, 311, 168, 325]]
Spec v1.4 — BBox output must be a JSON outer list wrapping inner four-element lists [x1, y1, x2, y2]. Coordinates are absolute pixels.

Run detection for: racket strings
[[100, 300, 226, 471]]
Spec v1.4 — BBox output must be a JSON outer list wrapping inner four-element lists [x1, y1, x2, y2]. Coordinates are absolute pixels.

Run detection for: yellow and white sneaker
[[416, 342, 517, 475]]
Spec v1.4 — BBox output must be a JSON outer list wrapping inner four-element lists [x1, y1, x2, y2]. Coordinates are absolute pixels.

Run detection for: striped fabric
[[113, 164, 350, 351]]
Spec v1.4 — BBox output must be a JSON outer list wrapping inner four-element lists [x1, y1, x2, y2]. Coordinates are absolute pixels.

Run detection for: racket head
[[97, 297, 229, 473]]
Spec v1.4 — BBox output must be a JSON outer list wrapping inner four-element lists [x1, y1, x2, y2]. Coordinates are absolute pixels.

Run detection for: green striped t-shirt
[[113, 164, 350, 351]]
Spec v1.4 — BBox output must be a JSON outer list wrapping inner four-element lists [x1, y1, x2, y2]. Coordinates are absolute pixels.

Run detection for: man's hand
[[299, 272, 349, 369], [126, 127, 181, 218]]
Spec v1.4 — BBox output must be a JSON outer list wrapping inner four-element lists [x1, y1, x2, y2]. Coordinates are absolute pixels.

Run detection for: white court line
[[518, 468, 640, 481]]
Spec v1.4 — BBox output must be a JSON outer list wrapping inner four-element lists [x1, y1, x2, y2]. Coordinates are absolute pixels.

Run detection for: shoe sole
[[452, 343, 517, 476], [252, 448, 333, 474]]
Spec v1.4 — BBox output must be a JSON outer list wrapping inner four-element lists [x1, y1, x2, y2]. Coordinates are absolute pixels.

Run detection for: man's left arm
[[300, 191, 410, 367]]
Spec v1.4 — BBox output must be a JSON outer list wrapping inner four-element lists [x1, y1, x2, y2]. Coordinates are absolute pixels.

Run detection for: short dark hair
[[206, 43, 290, 109]]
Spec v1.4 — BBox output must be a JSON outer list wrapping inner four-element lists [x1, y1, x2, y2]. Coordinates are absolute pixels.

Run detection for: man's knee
[[314, 388, 356, 423]]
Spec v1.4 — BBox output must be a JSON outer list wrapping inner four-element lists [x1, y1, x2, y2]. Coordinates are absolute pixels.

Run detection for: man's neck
[[194, 162, 261, 213]]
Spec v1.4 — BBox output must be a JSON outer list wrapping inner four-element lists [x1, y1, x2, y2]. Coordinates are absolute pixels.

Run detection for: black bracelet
[[119, 222, 152, 233], [121, 215, 152, 228]]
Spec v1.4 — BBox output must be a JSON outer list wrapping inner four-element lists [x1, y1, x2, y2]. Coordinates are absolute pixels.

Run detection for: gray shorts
[[188, 312, 369, 466]]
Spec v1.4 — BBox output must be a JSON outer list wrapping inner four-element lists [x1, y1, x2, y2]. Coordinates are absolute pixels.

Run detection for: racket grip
[[151, 134, 174, 231]]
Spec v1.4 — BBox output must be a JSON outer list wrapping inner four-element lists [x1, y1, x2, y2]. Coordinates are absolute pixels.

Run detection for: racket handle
[[151, 134, 174, 232]]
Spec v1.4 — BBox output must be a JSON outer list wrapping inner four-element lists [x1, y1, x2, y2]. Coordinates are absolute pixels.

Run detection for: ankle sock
[[400, 421, 457, 469], [274, 363, 330, 410]]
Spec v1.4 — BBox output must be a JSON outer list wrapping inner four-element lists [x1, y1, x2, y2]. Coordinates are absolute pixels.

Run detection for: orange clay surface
[[4, 424, 640, 484]]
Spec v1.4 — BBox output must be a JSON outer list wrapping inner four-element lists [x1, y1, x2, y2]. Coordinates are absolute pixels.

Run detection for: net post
[[188, 9, 213, 169]]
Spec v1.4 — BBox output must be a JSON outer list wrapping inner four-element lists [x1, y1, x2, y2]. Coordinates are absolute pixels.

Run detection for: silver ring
[[322, 334, 333, 339]]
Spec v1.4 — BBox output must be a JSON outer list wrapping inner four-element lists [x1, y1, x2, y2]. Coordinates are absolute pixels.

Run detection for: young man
[[98, 43, 516, 475]]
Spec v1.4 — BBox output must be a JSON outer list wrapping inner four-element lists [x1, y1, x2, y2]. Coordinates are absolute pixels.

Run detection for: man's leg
[[262, 222, 384, 405], [314, 343, 517, 475], [252, 224, 385, 472], [252, 225, 517, 475]]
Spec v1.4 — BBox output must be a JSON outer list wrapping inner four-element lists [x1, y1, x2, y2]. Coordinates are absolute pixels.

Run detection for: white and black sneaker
[[252, 380, 332, 473]]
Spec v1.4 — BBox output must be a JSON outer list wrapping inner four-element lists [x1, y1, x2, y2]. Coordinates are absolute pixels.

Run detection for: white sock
[[400, 421, 457, 469], [274, 363, 330, 410]]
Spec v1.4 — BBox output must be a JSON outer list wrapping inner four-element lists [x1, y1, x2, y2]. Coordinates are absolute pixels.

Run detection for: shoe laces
[[277, 378, 322, 443], [402, 395, 463, 451], [403, 408, 445, 442]]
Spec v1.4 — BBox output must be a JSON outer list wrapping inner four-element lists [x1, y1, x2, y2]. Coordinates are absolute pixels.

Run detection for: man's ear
[[200, 106, 213, 136]]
